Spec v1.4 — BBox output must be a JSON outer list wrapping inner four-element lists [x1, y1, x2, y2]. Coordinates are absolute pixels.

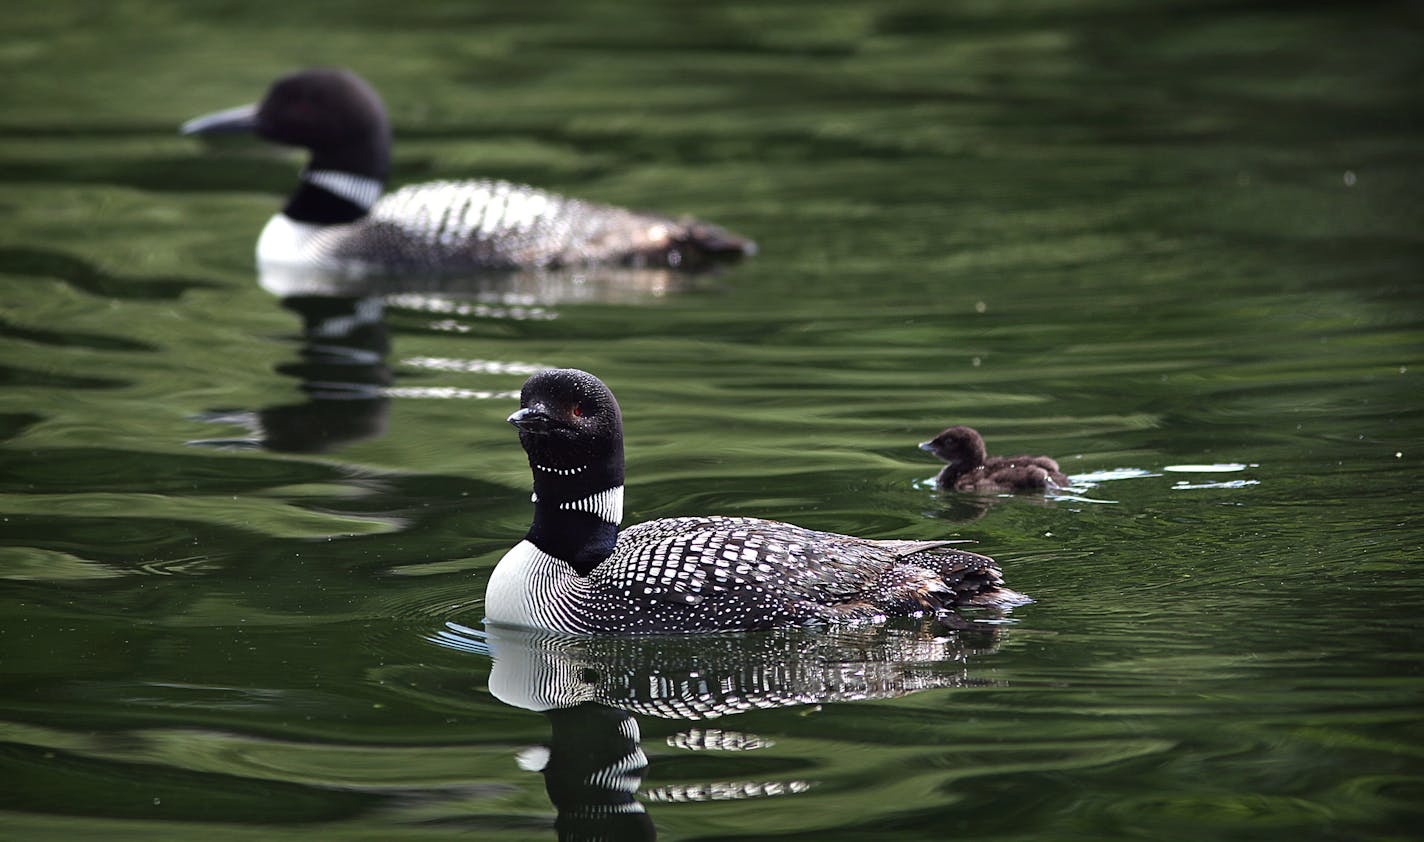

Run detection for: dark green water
[[2, 1, 1422, 839]]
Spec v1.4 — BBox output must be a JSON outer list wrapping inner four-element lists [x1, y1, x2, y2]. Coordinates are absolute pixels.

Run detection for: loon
[[486, 369, 1025, 635], [920, 425, 1068, 493], [181, 68, 755, 274]]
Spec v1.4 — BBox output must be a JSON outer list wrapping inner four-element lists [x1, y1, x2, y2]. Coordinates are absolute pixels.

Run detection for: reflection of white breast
[[486, 622, 597, 712]]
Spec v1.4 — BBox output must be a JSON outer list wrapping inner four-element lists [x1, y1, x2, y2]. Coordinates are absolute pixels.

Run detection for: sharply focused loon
[[181, 68, 755, 274], [486, 369, 1026, 635]]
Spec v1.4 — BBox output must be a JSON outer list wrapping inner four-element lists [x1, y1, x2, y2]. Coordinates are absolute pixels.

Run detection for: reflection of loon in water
[[192, 295, 393, 453], [190, 263, 720, 454], [522, 704, 656, 842], [475, 623, 999, 719], [431, 621, 1001, 840], [256, 259, 717, 305]]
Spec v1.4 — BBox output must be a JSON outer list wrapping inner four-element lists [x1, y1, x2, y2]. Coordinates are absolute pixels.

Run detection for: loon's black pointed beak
[[508, 406, 553, 434], [181, 103, 260, 136]]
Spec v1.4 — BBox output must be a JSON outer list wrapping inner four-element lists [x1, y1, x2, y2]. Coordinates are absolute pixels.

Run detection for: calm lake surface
[[2, 1, 1421, 839]]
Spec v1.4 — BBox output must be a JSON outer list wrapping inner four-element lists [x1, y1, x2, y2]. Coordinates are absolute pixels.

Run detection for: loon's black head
[[509, 369, 625, 570], [509, 369, 625, 494], [919, 425, 987, 467], [182, 67, 392, 182]]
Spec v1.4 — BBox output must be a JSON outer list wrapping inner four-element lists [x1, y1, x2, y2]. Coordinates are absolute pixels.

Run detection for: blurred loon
[[487, 369, 1026, 635], [920, 425, 1068, 493], [181, 68, 755, 275]]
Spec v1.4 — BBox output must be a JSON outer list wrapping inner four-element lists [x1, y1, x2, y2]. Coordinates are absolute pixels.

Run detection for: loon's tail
[[677, 218, 758, 256], [662, 218, 757, 269], [889, 541, 1032, 610]]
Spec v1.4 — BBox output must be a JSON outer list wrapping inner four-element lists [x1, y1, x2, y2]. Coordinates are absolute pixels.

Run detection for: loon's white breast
[[256, 214, 361, 271], [486, 539, 595, 633]]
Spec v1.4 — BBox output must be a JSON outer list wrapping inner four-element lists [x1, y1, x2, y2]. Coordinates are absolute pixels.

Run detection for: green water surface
[[1, 1, 1421, 839]]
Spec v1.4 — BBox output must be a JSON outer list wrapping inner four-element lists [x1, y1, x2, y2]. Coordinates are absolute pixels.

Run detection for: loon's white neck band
[[555, 485, 624, 525], [303, 169, 383, 211]]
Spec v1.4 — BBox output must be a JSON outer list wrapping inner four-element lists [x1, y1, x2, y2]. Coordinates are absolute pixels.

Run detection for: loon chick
[[181, 68, 754, 274], [486, 369, 1024, 635], [920, 425, 1068, 493]]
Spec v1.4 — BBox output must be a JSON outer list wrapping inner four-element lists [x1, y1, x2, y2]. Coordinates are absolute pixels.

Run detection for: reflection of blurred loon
[[192, 295, 391, 453], [257, 258, 713, 306], [194, 256, 703, 455], [182, 68, 755, 277]]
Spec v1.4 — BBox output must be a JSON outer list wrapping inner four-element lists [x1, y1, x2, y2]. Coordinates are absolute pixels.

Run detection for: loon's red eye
[[572, 403, 583, 417]]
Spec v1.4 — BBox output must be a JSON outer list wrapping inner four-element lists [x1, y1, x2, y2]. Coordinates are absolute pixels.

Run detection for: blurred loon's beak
[[181, 103, 259, 136], [508, 406, 553, 433], [917, 440, 935, 453]]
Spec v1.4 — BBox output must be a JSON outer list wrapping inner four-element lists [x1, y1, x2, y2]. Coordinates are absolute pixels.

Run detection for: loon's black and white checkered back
[[307, 179, 746, 272], [568, 516, 1010, 634]]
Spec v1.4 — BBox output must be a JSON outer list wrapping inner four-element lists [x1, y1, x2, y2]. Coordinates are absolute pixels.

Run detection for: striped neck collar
[[527, 482, 623, 575], [560, 485, 623, 525], [531, 485, 624, 526], [302, 169, 383, 212]]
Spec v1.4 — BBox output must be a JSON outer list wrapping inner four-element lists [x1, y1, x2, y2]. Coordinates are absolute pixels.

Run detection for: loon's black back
[[598, 515, 1008, 633]]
